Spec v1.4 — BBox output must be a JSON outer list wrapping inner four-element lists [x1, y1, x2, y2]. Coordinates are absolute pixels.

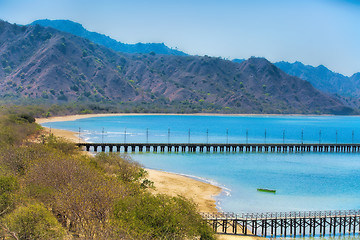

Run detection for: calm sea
[[42, 115, 360, 214]]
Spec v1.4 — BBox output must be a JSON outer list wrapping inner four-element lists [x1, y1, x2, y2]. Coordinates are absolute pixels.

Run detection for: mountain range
[[31, 19, 187, 56], [274, 61, 360, 98], [33, 20, 360, 100], [0, 20, 355, 114], [234, 59, 360, 98]]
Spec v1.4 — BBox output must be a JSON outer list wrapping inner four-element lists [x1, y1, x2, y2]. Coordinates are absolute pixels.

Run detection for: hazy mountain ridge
[[274, 61, 360, 97], [0, 20, 353, 114], [31, 19, 187, 56]]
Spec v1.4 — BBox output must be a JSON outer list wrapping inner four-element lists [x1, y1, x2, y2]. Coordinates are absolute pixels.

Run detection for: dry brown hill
[[0, 20, 353, 114]]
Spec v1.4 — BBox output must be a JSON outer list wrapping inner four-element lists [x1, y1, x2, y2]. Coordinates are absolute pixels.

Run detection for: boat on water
[[257, 188, 276, 193]]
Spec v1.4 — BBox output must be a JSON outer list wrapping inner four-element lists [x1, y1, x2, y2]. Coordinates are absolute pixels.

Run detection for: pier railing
[[201, 209, 360, 220], [200, 210, 360, 238], [77, 142, 360, 153]]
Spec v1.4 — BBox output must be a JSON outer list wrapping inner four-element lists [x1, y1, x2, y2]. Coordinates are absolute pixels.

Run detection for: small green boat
[[257, 188, 276, 193]]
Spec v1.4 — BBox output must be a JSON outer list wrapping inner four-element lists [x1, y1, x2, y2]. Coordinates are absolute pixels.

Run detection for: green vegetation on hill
[[0, 109, 214, 239], [0, 100, 226, 118]]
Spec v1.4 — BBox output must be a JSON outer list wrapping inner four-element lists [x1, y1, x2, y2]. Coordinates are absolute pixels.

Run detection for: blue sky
[[1, 0, 359, 75]]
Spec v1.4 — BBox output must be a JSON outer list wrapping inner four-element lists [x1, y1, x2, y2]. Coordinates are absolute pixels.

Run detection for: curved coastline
[[36, 115, 223, 213], [35, 112, 337, 125], [37, 114, 267, 240]]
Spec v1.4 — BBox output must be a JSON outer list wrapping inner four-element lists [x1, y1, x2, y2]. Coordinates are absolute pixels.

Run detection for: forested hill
[[0, 20, 354, 114]]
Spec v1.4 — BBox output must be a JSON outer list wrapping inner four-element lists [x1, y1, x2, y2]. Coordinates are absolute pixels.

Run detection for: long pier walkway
[[77, 143, 360, 153], [201, 210, 360, 238]]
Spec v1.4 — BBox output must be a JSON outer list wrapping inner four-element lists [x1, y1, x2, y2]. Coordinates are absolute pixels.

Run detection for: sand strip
[[36, 112, 330, 124], [146, 169, 221, 212]]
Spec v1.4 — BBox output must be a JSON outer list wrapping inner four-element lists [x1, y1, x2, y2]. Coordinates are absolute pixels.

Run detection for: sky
[[0, 0, 360, 76]]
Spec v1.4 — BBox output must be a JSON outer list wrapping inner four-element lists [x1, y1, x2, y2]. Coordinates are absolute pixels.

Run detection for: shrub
[[112, 192, 215, 240], [79, 109, 93, 114], [44, 134, 77, 155], [0, 175, 18, 215], [4, 204, 65, 240], [57, 95, 68, 101], [0, 115, 38, 146], [3, 66, 12, 74], [70, 85, 79, 92], [94, 153, 145, 183]]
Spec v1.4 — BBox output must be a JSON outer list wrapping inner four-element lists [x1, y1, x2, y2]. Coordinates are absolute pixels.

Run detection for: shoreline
[[36, 112, 337, 124], [38, 124, 223, 213], [37, 115, 266, 240]]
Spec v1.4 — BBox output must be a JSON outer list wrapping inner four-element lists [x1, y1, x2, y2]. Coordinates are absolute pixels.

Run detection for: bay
[[42, 115, 360, 214]]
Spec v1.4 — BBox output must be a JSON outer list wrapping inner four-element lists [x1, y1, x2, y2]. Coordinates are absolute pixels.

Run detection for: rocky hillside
[[31, 19, 187, 56], [0, 20, 353, 114], [31, 20, 360, 101]]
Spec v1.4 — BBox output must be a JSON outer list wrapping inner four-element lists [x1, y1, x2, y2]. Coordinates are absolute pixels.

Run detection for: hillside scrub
[[0, 110, 215, 239], [112, 193, 215, 240]]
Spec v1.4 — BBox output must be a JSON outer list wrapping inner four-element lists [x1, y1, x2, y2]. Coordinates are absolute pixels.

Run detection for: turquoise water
[[43, 115, 360, 214]]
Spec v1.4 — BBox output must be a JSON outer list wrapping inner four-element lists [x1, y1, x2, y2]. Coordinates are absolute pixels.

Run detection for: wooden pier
[[201, 210, 360, 238], [77, 143, 360, 153]]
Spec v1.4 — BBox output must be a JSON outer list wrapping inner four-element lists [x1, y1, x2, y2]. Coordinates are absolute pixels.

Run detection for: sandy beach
[[37, 114, 266, 240], [36, 112, 328, 125]]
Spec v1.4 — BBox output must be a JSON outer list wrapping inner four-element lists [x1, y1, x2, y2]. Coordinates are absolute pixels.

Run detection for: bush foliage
[[0, 109, 215, 239], [113, 193, 215, 240], [4, 204, 65, 240]]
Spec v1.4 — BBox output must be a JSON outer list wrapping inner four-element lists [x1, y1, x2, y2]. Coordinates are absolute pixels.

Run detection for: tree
[[112, 192, 215, 240], [25, 153, 124, 239]]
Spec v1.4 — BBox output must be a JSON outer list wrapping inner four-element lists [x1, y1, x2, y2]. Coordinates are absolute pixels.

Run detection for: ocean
[[42, 115, 360, 214]]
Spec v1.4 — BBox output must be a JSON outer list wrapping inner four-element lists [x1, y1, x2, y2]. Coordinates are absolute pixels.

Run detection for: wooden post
[[349, 216, 352, 234], [303, 218, 305, 237], [339, 216, 342, 234], [254, 218, 258, 236], [264, 219, 267, 238], [330, 216, 332, 235], [353, 216, 356, 235], [321, 217, 324, 236], [275, 217, 277, 237], [312, 218, 316, 237], [233, 219, 237, 234], [244, 219, 247, 235]]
